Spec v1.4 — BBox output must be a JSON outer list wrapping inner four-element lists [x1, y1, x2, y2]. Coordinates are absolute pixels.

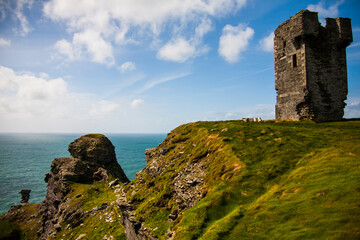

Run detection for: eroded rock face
[[38, 134, 129, 239]]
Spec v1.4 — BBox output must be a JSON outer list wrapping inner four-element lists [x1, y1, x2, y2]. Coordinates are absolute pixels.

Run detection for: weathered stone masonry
[[274, 10, 352, 121]]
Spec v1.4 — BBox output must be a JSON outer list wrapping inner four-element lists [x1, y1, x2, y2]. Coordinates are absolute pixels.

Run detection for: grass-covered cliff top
[[126, 120, 360, 239]]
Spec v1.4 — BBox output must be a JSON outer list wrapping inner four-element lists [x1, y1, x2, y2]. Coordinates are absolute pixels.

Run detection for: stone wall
[[274, 10, 352, 121]]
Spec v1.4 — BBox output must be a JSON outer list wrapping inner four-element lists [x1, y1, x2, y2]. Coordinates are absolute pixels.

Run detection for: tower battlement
[[274, 10, 352, 122]]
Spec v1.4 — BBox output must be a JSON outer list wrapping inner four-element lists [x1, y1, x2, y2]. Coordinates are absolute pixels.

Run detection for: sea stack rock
[[45, 134, 129, 184], [68, 134, 117, 165], [67, 134, 129, 183], [19, 189, 31, 203]]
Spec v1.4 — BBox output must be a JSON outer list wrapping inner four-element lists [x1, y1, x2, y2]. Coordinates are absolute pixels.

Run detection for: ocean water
[[0, 133, 166, 215]]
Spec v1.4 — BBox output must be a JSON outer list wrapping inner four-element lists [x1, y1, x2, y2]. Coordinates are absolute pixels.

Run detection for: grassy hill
[[126, 120, 360, 239], [1, 120, 359, 239]]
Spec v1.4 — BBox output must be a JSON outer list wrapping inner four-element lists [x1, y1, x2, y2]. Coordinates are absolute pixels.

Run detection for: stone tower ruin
[[274, 10, 352, 122]]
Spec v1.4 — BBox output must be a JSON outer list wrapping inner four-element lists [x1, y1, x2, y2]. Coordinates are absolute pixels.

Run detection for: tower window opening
[[292, 54, 297, 67]]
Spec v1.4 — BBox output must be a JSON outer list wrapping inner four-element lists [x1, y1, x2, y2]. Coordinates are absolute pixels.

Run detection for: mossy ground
[[0, 203, 41, 239], [127, 120, 360, 239], [50, 181, 126, 240]]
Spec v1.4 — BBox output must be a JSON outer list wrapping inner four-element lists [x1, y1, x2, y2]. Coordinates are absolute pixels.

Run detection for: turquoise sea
[[0, 133, 166, 215]]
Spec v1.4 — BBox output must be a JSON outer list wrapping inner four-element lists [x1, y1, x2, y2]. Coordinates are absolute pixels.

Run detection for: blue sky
[[0, 0, 359, 133]]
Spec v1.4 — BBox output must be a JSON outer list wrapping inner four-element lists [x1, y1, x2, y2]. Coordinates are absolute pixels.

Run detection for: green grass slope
[[49, 181, 126, 240], [0, 181, 127, 240], [127, 120, 360, 239]]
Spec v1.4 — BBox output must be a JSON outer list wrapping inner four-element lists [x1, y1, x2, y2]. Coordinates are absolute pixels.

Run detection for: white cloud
[[74, 30, 114, 66], [55, 30, 115, 66], [39, 72, 50, 79], [157, 18, 212, 62], [219, 23, 254, 63], [130, 99, 144, 109], [157, 38, 196, 62], [307, 0, 345, 19], [119, 61, 136, 73], [44, 0, 248, 65], [259, 32, 274, 52], [0, 65, 69, 117], [195, 18, 214, 39], [54, 39, 77, 61], [0, 37, 11, 47]]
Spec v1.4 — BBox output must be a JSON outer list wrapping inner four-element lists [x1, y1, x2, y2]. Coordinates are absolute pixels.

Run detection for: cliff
[[1, 121, 360, 239], [1, 134, 129, 240]]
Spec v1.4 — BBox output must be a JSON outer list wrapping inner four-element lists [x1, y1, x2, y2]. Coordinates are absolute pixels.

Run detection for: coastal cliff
[[1, 134, 129, 239], [1, 121, 360, 239]]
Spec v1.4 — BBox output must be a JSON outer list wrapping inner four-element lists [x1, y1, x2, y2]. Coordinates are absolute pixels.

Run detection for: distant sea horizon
[[0, 133, 166, 215]]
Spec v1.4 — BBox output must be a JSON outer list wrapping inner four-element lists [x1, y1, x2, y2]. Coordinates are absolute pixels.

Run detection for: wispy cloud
[[119, 61, 136, 73], [157, 18, 213, 63], [130, 99, 144, 109], [225, 66, 273, 82], [0, 0, 33, 36], [157, 38, 197, 63], [89, 100, 118, 117], [138, 72, 191, 94], [307, 0, 345, 19], [259, 32, 274, 52], [0, 37, 11, 47]]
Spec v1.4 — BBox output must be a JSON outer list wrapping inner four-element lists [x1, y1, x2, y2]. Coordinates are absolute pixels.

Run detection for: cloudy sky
[[0, 0, 359, 133]]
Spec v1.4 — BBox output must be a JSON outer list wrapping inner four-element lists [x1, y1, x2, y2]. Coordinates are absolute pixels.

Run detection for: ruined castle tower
[[274, 10, 352, 121]]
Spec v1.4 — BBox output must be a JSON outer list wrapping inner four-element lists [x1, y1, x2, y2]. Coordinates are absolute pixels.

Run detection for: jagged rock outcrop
[[39, 134, 129, 239], [116, 188, 156, 240], [142, 147, 206, 210]]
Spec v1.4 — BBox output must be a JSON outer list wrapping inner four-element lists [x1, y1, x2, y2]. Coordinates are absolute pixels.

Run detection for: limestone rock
[[68, 134, 117, 165]]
